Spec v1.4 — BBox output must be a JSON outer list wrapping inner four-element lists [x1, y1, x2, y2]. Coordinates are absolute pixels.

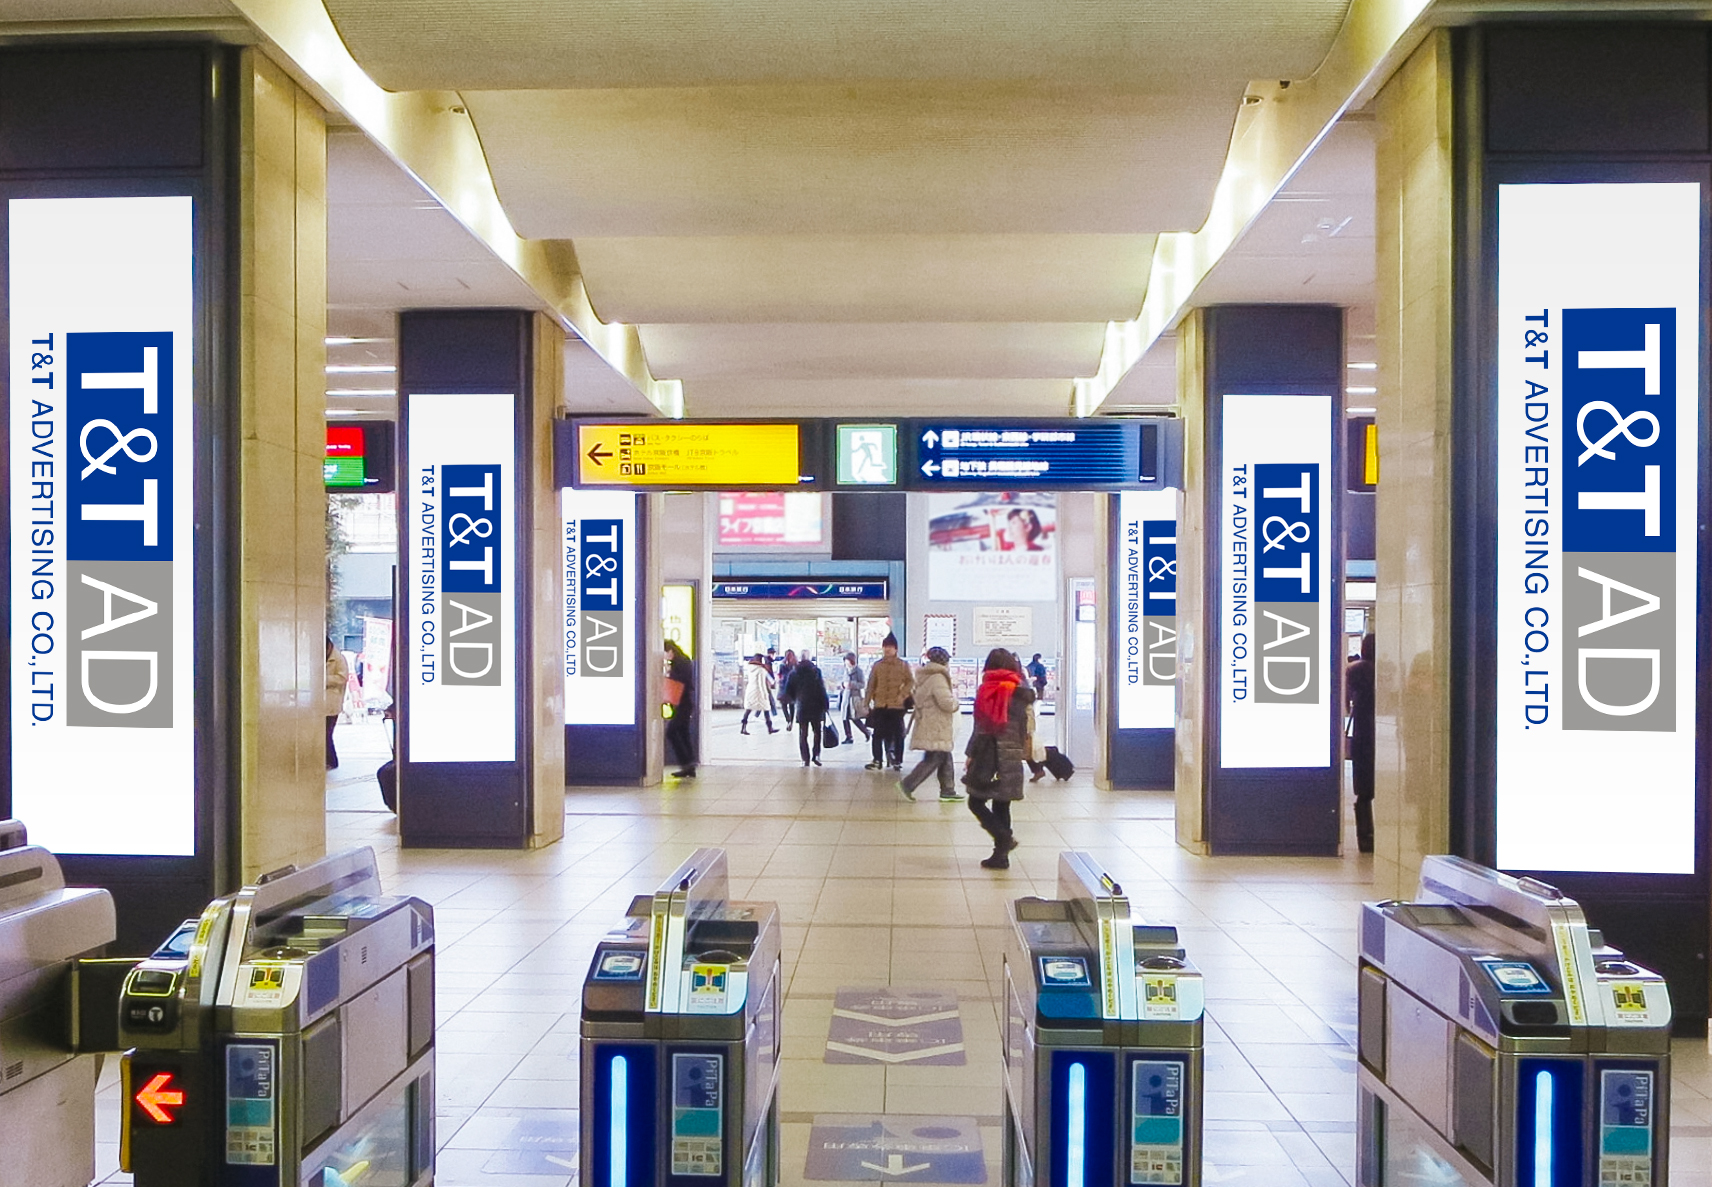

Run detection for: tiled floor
[[88, 713, 1712, 1184]]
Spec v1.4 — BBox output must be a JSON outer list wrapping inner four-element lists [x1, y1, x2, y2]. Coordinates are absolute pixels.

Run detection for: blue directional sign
[[712, 580, 888, 601], [910, 420, 1147, 490]]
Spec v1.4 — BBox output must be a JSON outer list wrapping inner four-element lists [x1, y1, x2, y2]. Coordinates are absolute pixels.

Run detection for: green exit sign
[[837, 424, 897, 485]]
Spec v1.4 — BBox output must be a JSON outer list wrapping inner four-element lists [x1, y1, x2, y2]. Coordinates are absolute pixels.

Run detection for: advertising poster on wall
[[406, 392, 516, 763], [717, 491, 825, 547], [1219, 394, 1333, 769], [563, 489, 638, 726], [926, 492, 1057, 601], [1495, 182, 1700, 875], [9, 196, 196, 856], [1117, 489, 1178, 730]]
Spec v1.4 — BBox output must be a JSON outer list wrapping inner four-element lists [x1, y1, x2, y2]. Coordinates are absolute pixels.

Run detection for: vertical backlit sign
[[1496, 182, 1700, 874], [563, 489, 637, 726], [1117, 489, 1177, 730], [407, 392, 515, 762], [9, 196, 195, 855], [1220, 394, 1333, 768]]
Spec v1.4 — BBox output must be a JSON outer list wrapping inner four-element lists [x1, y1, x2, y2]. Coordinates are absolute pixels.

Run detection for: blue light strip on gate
[[1533, 1069, 1552, 1187], [1066, 1061, 1087, 1187], [611, 1054, 628, 1187]]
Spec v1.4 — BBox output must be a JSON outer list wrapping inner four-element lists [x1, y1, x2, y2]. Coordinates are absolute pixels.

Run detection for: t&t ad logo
[[1562, 309, 1675, 731], [67, 332, 174, 726], [1140, 519, 1177, 686], [578, 518, 625, 678], [1253, 463, 1320, 705], [441, 464, 502, 686]]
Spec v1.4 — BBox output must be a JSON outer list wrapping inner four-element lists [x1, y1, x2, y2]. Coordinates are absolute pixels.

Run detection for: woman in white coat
[[741, 654, 778, 735], [898, 647, 963, 800]]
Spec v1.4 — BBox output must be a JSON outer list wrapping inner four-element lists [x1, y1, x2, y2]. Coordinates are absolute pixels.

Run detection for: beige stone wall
[[1372, 30, 1456, 898], [236, 52, 328, 879], [1173, 311, 1209, 853], [529, 315, 567, 842]]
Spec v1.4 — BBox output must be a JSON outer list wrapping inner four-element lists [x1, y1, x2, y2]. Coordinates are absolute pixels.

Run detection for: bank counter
[[1358, 855, 1672, 1187], [118, 847, 436, 1187], [1002, 851, 1205, 1187], [0, 823, 116, 1187], [581, 846, 782, 1187]]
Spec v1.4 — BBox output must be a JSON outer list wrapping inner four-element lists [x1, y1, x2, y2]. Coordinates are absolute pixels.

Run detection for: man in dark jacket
[[664, 640, 697, 778], [786, 659, 831, 767], [1346, 634, 1375, 853]]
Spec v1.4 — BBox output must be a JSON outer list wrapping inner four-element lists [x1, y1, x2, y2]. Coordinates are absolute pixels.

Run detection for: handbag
[[961, 732, 1001, 791], [663, 677, 685, 707], [822, 723, 840, 749]]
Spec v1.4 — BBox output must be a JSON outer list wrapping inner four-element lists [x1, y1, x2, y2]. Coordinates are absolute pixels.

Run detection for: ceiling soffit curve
[[326, 0, 1354, 92]]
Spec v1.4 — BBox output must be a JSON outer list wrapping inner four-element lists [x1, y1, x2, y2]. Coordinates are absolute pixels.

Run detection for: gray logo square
[[1563, 552, 1674, 732], [1253, 601, 1319, 704], [442, 593, 503, 686], [580, 611, 626, 678], [67, 560, 173, 727]]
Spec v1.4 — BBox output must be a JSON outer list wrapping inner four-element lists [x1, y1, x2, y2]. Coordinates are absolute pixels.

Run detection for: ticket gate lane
[[582, 846, 783, 1187], [118, 845, 436, 1187], [1003, 851, 1204, 1187], [0, 829, 116, 1187], [1357, 855, 1671, 1187]]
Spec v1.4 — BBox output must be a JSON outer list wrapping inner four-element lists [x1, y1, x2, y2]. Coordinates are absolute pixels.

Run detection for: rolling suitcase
[[1042, 746, 1075, 781]]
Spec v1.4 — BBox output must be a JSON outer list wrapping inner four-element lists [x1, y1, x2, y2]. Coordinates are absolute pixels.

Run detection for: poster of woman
[[926, 493, 1057, 601]]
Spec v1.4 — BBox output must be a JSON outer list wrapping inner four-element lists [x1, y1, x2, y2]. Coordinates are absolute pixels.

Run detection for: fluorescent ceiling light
[[1346, 386, 1377, 395], [326, 408, 362, 417], [326, 388, 397, 397], [1347, 407, 1376, 415], [1348, 361, 1377, 370], [325, 336, 386, 346], [326, 364, 396, 374]]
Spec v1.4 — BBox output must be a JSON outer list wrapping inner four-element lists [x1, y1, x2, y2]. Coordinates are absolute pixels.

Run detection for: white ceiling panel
[[326, 0, 1352, 91], [640, 323, 1106, 381], [575, 235, 1155, 325], [465, 85, 1244, 238], [680, 377, 1073, 419]]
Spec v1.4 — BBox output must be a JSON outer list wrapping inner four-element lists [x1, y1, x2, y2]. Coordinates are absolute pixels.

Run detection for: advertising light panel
[[1117, 489, 1178, 730], [407, 392, 516, 762], [9, 196, 196, 856], [1495, 182, 1700, 875], [563, 488, 638, 726], [1219, 394, 1333, 769]]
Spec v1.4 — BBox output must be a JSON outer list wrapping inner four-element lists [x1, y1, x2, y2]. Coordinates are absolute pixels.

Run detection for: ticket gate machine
[[118, 847, 435, 1187], [1002, 851, 1205, 1187], [581, 847, 782, 1186], [0, 833, 117, 1187], [1358, 855, 1672, 1187]]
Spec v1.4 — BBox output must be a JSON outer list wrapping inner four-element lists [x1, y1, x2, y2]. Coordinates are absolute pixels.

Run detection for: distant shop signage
[[1219, 394, 1333, 769], [1495, 182, 1700, 875], [712, 580, 887, 601], [563, 489, 637, 726], [9, 196, 196, 856], [1117, 489, 1178, 731], [407, 392, 516, 762]]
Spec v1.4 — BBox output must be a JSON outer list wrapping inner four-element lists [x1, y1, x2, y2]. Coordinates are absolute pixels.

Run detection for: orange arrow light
[[135, 1072, 184, 1124]]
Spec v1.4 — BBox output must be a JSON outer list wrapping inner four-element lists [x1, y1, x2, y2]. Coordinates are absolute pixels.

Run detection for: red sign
[[717, 492, 824, 547], [134, 1071, 185, 1124], [326, 425, 365, 458]]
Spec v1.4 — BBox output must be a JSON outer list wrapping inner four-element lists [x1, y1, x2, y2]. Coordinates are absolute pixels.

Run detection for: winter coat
[[908, 663, 959, 752], [788, 663, 830, 724], [965, 678, 1034, 801], [863, 653, 914, 711], [325, 648, 349, 716], [742, 663, 774, 711]]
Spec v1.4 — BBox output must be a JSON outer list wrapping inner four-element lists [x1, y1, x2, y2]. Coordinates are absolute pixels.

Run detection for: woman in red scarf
[[963, 649, 1036, 869]]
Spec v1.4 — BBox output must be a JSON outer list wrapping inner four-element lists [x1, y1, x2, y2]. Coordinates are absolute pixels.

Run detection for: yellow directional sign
[[575, 422, 802, 487]]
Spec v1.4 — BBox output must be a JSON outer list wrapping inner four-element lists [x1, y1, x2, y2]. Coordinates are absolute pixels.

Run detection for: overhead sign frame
[[556, 417, 1178, 492]]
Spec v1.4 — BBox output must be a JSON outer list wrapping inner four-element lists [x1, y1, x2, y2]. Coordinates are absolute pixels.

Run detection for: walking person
[[862, 633, 914, 771], [842, 653, 871, 744], [325, 638, 349, 770], [664, 640, 698, 778], [787, 657, 830, 767], [1026, 653, 1048, 699], [962, 649, 1034, 869], [740, 654, 778, 735], [898, 647, 962, 801], [1346, 633, 1376, 853], [777, 649, 799, 726]]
